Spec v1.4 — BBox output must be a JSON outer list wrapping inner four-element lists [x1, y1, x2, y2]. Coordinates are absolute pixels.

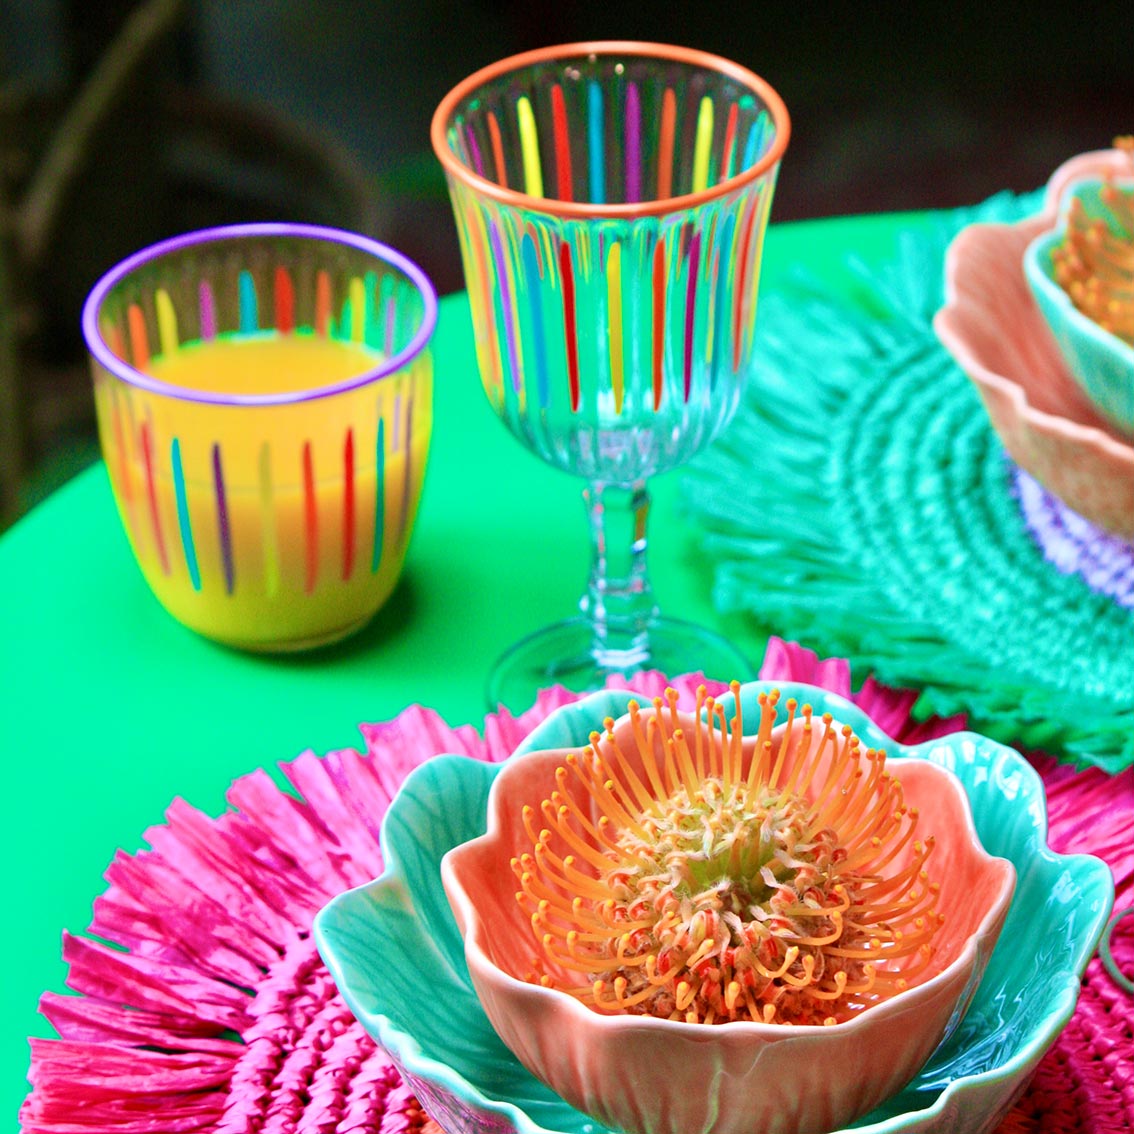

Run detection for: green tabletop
[[0, 211, 929, 1127]]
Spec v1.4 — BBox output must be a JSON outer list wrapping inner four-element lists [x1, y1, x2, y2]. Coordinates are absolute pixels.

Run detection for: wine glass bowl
[[431, 42, 790, 705]]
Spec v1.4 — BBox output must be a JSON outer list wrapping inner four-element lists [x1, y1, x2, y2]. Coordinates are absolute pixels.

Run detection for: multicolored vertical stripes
[[96, 265, 430, 602], [212, 442, 235, 595], [448, 69, 781, 442]]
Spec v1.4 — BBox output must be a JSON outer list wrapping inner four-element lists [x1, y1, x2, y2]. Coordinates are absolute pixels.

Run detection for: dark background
[[1, 0, 1131, 523]]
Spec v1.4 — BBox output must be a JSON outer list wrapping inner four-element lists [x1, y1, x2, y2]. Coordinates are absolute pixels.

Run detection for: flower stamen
[[515, 685, 942, 1026]]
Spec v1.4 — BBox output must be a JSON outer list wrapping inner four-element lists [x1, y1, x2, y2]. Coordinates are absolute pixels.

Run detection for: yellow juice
[[97, 332, 432, 650]]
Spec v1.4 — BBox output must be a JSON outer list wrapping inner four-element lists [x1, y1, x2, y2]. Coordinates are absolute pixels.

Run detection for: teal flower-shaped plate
[[314, 683, 1115, 1134]]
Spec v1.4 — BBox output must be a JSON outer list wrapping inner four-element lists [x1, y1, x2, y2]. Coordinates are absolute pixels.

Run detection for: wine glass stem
[[580, 480, 659, 664]]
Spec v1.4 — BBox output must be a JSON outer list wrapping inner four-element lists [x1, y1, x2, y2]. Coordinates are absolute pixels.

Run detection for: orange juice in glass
[[82, 223, 437, 651]]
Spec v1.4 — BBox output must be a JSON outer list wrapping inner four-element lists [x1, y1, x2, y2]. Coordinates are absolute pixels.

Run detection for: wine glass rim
[[81, 222, 439, 407], [430, 40, 791, 219]]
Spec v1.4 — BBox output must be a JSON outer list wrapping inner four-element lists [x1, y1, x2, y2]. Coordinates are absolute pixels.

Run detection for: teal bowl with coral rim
[[314, 683, 1115, 1134], [1023, 178, 1134, 438]]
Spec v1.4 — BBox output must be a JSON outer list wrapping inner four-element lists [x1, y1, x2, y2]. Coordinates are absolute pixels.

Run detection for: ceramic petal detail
[[935, 145, 1134, 537], [442, 685, 1015, 1134]]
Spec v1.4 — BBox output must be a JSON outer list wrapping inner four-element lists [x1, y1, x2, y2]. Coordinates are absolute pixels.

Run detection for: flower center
[[512, 684, 942, 1026]]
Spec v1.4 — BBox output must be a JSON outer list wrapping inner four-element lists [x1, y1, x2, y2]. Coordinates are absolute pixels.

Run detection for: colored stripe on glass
[[658, 88, 676, 200], [625, 82, 641, 203], [349, 276, 365, 342], [522, 232, 549, 410], [171, 438, 201, 591], [559, 240, 580, 412], [128, 304, 149, 370], [372, 415, 385, 572], [487, 111, 507, 188], [722, 102, 739, 181], [684, 230, 701, 401], [315, 270, 332, 336], [155, 288, 178, 358], [550, 83, 573, 201], [692, 97, 714, 193], [239, 270, 258, 334], [212, 442, 234, 595], [303, 441, 318, 594], [652, 240, 667, 410], [489, 220, 522, 394], [275, 267, 295, 333], [517, 96, 543, 197], [199, 281, 217, 340], [606, 242, 624, 414], [342, 427, 356, 581], [587, 80, 604, 204]]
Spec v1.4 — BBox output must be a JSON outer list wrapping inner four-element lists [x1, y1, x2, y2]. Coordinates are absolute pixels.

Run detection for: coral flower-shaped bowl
[[441, 685, 1014, 1134], [935, 145, 1134, 538], [314, 683, 1115, 1134]]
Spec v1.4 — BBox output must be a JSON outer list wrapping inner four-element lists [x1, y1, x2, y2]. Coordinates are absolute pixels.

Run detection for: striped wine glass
[[432, 42, 789, 706]]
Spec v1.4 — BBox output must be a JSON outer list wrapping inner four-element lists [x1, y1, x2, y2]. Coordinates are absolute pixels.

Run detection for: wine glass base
[[485, 615, 754, 712]]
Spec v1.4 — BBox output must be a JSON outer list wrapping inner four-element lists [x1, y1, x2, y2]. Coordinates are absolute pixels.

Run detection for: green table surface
[[1, 210, 935, 1127]]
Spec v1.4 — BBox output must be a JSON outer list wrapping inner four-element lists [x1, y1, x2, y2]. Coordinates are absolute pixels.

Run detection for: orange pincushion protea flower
[[512, 683, 943, 1027]]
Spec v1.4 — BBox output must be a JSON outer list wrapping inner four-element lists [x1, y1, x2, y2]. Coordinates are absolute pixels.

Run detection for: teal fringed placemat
[[687, 193, 1134, 772]]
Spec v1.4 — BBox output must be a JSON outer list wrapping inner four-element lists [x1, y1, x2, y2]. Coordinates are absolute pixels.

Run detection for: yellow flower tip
[[725, 980, 742, 1011]]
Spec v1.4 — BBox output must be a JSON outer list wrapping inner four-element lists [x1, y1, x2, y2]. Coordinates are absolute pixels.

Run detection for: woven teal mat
[[687, 192, 1134, 773]]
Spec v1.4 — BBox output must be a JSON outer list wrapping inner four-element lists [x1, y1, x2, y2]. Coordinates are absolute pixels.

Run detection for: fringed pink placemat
[[19, 639, 1133, 1133]]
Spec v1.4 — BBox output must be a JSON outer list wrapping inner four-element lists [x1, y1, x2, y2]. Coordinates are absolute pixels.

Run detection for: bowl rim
[[81, 222, 439, 408], [429, 40, 791, 220], [445, 718, 1016, 1041], [314, 682, 1116, 1134], [934, 141, 1134, 467], [934, 213, 1134, 466]]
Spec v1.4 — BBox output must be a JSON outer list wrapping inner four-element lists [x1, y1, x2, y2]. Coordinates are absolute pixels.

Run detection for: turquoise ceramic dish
[[1023, 178, 1134, 438], [314, 683, 1115, 1134]]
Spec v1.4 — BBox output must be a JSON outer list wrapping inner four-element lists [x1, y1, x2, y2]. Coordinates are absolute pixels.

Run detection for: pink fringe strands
[[20, 640, 1134, 1134]]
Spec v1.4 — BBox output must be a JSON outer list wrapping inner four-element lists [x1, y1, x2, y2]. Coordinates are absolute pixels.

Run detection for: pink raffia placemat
[[19, 639, 1133, 1133]]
